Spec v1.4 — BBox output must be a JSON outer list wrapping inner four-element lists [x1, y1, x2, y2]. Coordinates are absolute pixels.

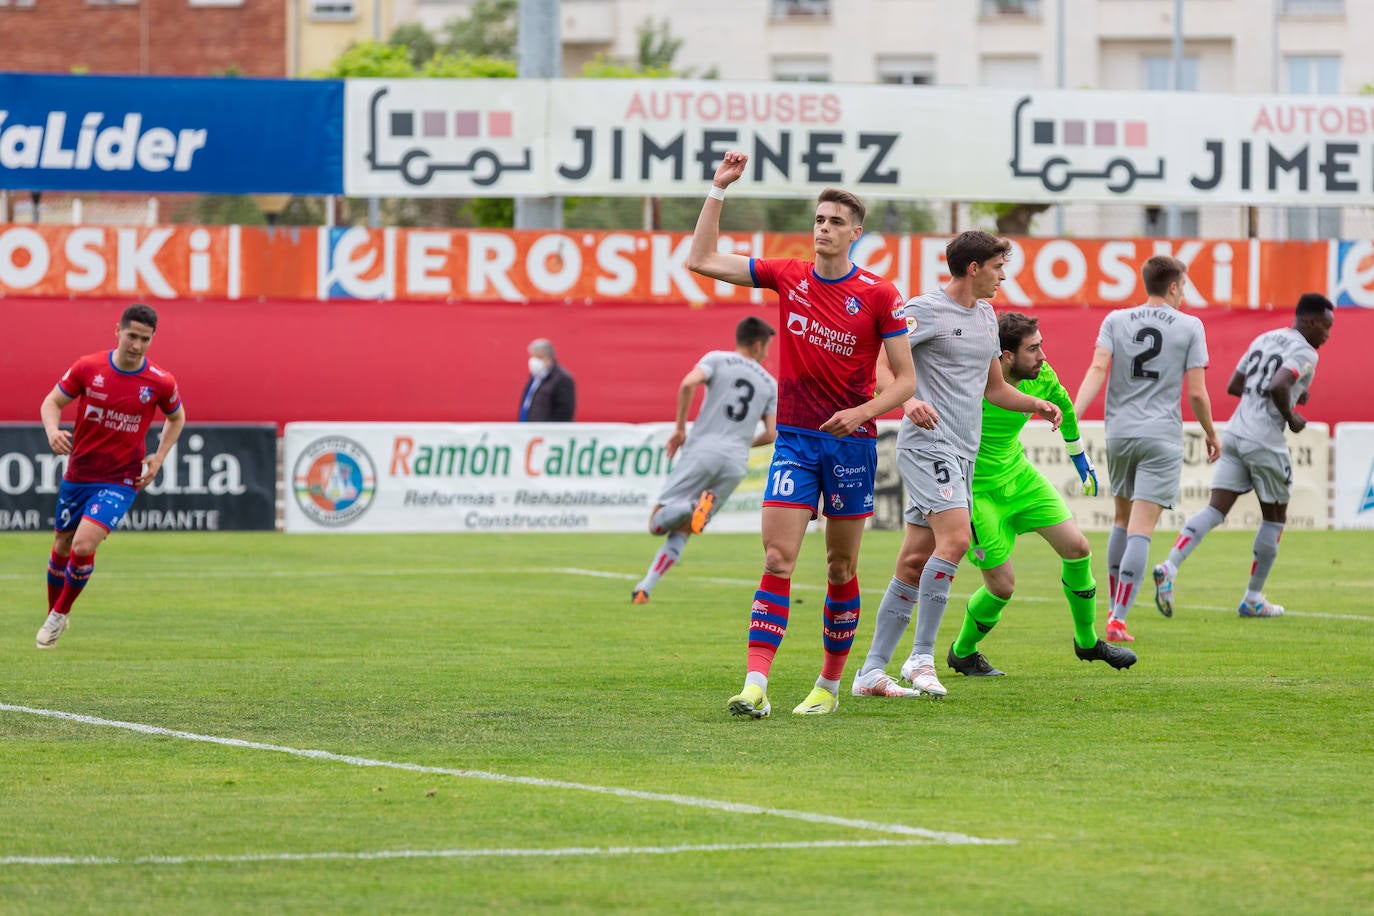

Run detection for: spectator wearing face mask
[[518, 338, 576, 422]]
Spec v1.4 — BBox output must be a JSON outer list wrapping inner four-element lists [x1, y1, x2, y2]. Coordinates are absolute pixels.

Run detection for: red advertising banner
[[0, 224, 1350, 309]]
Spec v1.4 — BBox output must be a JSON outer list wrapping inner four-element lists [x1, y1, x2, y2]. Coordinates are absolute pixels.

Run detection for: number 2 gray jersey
[[895, 290, 1001, 460], [684, 350, 778, 463], [1224, 327, 1318, 449], [1097, 304, 1209, 441]]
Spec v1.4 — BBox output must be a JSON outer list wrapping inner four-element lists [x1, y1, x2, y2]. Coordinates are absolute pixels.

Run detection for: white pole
[[1054, 0, 1066, 237], [1165, 0, 1183, 237]]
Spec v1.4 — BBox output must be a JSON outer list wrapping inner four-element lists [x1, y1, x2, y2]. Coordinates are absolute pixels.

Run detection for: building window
[[1286, 55, 1340, 94], [0, 0, 39, 8], [772, 56, 830, 83], [981, 0, 1042, 15], [1143, 207, 1199, 238], [309, 0, 355, 20], [876, 55, 934, 86], [1144, 55, 1199, 91], [771, 0, 830, 17], [1281, 0, 1343, 14], [189, 0, 244, 6], [981, 55, 1040, 89]]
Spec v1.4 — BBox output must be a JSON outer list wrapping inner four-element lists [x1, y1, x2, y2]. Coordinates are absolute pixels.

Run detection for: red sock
[[820, 576, 861, 681], [746, 574, 791, 677], [53, 552, 95, 615], [47, 548, 69, 611]]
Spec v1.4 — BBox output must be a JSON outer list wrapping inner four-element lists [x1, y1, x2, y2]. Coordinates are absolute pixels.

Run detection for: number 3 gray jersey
[[685, 350, 778, 463], [1097, 304, 1209, 441], [1225, 327, 1318, 449], [895, 290, 1001, 460]]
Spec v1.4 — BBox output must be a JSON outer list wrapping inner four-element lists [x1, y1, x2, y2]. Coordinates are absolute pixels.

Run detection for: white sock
[[814, 677, 839, 694], [745, 671, 768, 691]]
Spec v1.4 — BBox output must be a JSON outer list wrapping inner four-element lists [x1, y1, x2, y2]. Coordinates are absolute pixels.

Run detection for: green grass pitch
[[2, 529, 1372, 913]]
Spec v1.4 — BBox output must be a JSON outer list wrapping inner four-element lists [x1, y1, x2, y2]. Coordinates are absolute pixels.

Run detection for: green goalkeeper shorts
[[967, 461, 1072, 570]]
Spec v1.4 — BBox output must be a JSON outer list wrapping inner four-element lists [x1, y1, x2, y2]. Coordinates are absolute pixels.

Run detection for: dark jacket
[[519, 364, 576, 421]]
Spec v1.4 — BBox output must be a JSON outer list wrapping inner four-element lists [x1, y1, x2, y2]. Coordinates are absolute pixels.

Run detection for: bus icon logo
[[1009, 95, 1165, 194], [365, 87, 533, 187]]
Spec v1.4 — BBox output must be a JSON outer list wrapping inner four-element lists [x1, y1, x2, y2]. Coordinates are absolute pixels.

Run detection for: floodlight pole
[[1054, 0, 1066, 237], [514, 0, 563, 229], [1165, 0, 1183, 237]]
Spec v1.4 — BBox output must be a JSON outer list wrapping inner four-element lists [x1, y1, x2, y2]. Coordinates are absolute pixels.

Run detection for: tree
[[970, 201, 1051, 236], [440, 0, 517, 60], [315, 41, 416, 78], [388, 23, 437, 70]]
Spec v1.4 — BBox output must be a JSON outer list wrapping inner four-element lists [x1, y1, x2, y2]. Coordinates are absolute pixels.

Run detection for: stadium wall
[[1, 297, 1368, 427]]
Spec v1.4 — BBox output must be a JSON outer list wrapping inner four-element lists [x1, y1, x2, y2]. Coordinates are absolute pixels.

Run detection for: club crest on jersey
[[92, 374, 105, 387], [939, 486, 954, 500], [138, 385, 154, 404], [830, 493, 845, 511], [844, 296, 861, 315], [906, 316, 918, 332], [797, 278, 809, 294]]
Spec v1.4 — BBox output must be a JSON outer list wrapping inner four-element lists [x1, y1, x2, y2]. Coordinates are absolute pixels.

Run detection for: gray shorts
[[1106, 436, 1183, 508], [897, 446, 974, 528], [656, 447, 746, 517], [1211, 434, 1292, 505]]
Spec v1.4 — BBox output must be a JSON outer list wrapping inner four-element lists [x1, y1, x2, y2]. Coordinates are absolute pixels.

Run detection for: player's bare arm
[[1072, 347, 1112, 417], [752, 413, 778, 448], [1226, 369, 1246, 398], [40, 386, 75, 456], [875, 339, 936, 429], [1267, 370, 1307, 433], [824, 335, 918, 437], [667, 366, 709, 458], [985, 360, 1062, 430], [686, 151, 753, 287], [1184, 366, 1222, 462], [138, 406, 186, 490]]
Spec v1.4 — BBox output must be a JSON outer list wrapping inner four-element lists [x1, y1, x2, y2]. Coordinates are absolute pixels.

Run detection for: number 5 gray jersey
[[1097, 304, 1209, 441], [684, 350, 778, 465], [1224, 327, 1318, 449]]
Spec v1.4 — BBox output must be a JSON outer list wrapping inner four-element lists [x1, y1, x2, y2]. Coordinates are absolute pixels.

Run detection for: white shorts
[[897, 446, 974, 528], [1210, 434, 1292, 505]]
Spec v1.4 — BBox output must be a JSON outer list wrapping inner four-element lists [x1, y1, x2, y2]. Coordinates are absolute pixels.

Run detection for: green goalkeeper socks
[[1062, 555, 1099, 649], [951, 586, 1010, 658]]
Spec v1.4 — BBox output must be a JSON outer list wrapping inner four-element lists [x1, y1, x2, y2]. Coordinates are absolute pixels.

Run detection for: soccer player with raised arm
[[687, 150, 917, 718], [1153, 293, 1334, 619], [1073, 255, 1221, 643], [852, 232, 1062, 700], [944, 312, 1136, 676], [631, 316, 778, 604], [35, 303, 185, 649]]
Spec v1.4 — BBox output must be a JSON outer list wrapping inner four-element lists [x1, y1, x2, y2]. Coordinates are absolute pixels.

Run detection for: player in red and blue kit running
[[35, 303, 185, 649], [688, 150, 918, 717]]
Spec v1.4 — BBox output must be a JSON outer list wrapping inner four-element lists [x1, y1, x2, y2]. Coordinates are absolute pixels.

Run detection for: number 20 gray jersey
[[684, 350, 778, 463], [1096, 303, 1209, 441], [1224, 327, 1318, 449]]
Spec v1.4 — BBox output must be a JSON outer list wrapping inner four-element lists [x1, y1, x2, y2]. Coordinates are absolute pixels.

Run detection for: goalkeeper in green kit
[[943, 312, 1137, 677]]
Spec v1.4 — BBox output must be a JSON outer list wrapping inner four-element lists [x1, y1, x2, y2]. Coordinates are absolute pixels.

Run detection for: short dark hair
[[736, 315, 777, 348], [120, 303, 158, 330], [1295, 292, 1334, 317], [817, 188, 866, 226], [946, 230, 1011, 278], [1141, 255, 1187, 297], [998, 312, 1040, 354]]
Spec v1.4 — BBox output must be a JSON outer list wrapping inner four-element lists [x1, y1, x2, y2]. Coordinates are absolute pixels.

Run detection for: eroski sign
[[0, 73, 343, 194]]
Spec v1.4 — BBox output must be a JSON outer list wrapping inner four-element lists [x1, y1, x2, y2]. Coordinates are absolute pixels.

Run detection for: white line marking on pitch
[[0, 704, 1011, 846], [0, 838, 940, 868]]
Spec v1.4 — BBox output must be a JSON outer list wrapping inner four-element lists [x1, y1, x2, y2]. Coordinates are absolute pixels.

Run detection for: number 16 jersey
[[1096, 303, 1209, 442]]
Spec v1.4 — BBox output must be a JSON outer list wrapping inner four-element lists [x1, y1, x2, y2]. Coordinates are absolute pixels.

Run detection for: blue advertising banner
[[0, 73, 343, 194]]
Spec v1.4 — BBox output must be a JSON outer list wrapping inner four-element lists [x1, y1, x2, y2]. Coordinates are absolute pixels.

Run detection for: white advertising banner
[[1334, 423, 1374, 529], [282, 422, 772, 534], [344, 79, 1374, 206]]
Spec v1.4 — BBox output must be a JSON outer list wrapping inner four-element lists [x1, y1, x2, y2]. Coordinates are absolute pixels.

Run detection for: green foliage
[[170, 195, 267, 226], [315, 40, 416, 78], [970, 200, 1051, 235], [388, 22, 437, 69], [420, 53, 517, 78], [636, 18, 683, 72], [439, 0, 517, 60]]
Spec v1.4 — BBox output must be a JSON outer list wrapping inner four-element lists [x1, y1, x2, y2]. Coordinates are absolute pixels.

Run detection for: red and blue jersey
[[749, 257, 907, 438], [56, 351, 182, 486]]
